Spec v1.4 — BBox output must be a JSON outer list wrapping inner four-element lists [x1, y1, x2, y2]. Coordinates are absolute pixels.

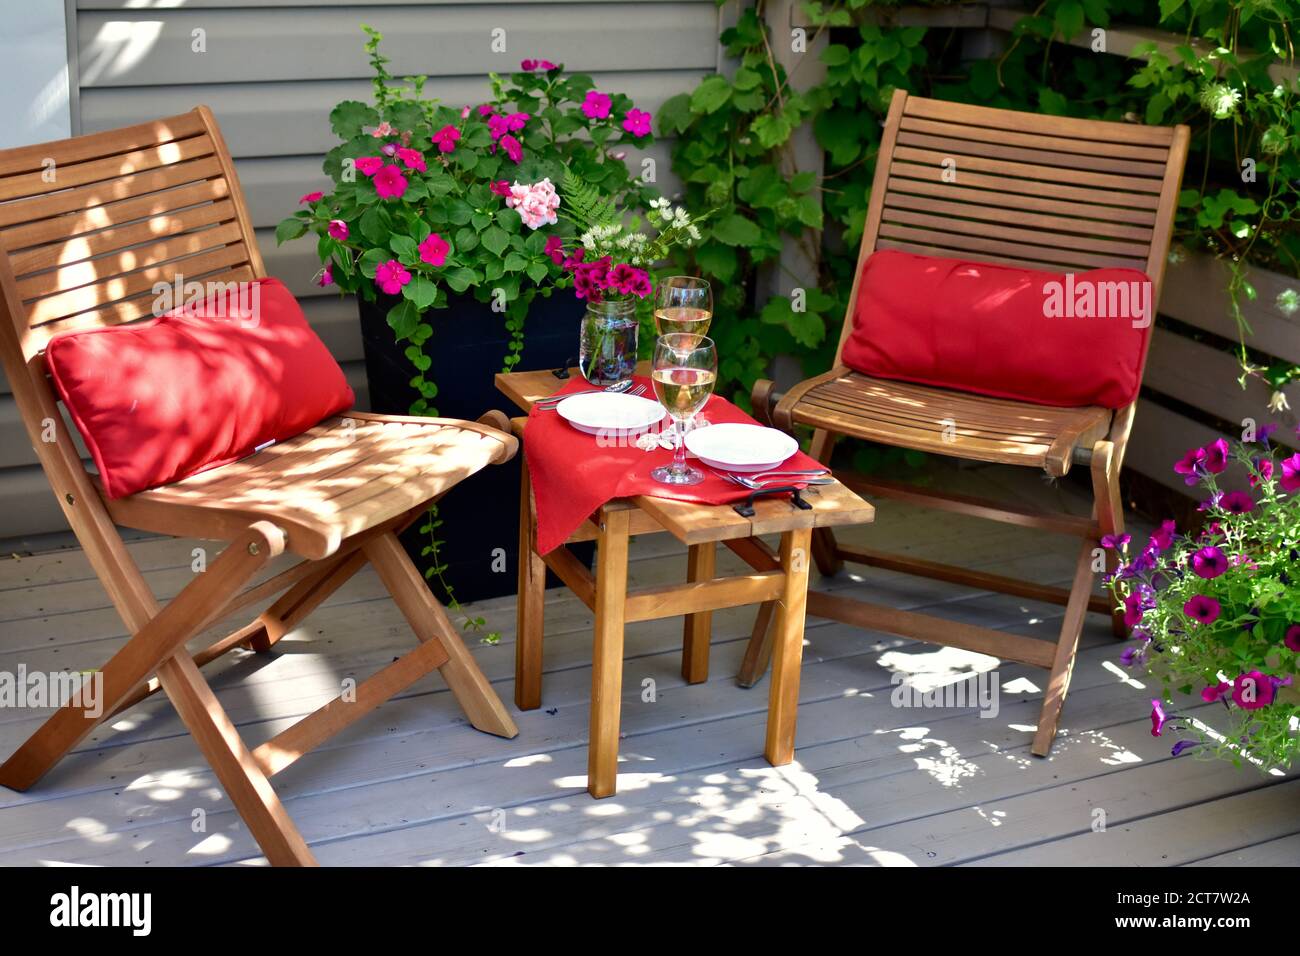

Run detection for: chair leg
[[1032, 538, 1096, 757], [0, 522, 284, 792], [157, 651, 316, 865], [1092, 440, 1129, 639], [588, 509, 630, 798], [363, 532, 518, 739], [515, 453, 547, 710], [681, 542, 716, 684], [808, 429, 844, 576], [737, 601, 776, 689], [249, 549, 368, 653]]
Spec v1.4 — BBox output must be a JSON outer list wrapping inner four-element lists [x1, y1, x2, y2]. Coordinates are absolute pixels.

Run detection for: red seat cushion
[[46, 277, 355, 499], [840, 250, 1153, 409]]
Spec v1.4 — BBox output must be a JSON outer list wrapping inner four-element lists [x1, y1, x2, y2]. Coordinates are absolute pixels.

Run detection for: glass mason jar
[[578, 298, 638, 387]]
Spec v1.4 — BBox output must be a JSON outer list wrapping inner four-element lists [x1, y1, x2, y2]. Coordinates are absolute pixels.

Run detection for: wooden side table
[[496, 368, 876, 798]]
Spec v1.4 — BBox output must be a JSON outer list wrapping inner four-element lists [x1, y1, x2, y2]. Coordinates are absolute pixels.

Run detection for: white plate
[[556, 391, 667, 436], [684, 423, 799, 472]]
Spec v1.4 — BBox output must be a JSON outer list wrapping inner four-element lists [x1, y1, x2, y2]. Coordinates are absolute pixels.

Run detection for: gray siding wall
[[0, 0, 718, 537]]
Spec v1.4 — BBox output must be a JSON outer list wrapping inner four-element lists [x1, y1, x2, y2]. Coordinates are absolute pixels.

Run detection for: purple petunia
[[1191, 546, 1228, 579], [1183, 594, 1222, 625]]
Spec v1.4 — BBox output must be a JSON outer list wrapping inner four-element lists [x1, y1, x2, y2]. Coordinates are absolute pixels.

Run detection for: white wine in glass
[[650, 332, 717, 486], [655, 276, 712, 336]]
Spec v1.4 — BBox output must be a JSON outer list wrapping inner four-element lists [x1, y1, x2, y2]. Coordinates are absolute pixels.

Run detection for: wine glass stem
[[672, 416, 690, 475]]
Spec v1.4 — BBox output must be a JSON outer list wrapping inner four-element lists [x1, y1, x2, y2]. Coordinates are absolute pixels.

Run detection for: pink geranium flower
[[622, 109, 652, 137], [327, 219, 348, 241], [430, 125, 460, 154], [396, 147, 427, 171], [607, 264, 653, 298], [505, 179, 560, 230], [299, 191, 323, 204], [460, 105, 472, 119], [1183, 595, 1221, 625], [371, 121, 395, 138], [582, 90, 612, 120], [374, 259, 411, 295], [1281, 453, 1300, 493], [373, 165, 409, 199], [498, 134, 523, 163], [315, 264, 333, 287], [418, 232, 450, 267], [355, 156, 384, 177]]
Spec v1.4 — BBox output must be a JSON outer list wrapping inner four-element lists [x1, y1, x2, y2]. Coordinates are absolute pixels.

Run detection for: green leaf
[[386, 299, 421, 340], [275, 217, 307, 245], [657, 92, 694, 134], [403, 275, 437, 310], [526, 260, 550, 284], [360, 205, 390, 245], [1158, 0, 1185, 21], [1054, 0, 1084, 39], [821, 44, 851, 67], [712, 214, 762, 246], [690, 75, 733, 115], [503, 251, 529, 272], [390, 234, 419, 261], [330, 100, 380, 140], [694, 243, 738, 283], [358, 247, 387, 278], [443, 266, 477, 293], [481, 225, 510, 256]]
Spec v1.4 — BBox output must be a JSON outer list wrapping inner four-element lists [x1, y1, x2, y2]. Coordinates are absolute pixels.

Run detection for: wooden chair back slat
[[0, 106, 265, 629], [837, 91, 1191, 366]]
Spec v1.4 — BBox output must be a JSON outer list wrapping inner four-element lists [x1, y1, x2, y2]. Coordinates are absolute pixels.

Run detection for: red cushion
[[840, 250, 1153, 409], [46, 277, 354, 499]]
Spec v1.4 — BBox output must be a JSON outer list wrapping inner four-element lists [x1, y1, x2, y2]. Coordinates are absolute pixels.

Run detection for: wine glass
[[654, 276, 713, 337], [650, 333, 717, 486]]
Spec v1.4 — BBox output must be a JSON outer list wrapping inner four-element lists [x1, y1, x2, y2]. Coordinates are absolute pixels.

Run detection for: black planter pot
[[358, 291, 592, 604]]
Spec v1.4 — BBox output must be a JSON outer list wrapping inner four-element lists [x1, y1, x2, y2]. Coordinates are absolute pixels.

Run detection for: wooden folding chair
[[747, 91, 1190, 756], [0, 108, 520, 865]]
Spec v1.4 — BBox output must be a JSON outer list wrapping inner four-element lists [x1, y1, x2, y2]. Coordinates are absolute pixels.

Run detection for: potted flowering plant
[[275, 25, 658, 603], [1108, 427, 1300, 771], [550, 171, 708, 385]]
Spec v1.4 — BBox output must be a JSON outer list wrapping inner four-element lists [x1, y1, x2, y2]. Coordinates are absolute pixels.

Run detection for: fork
[[535, 381, 644, 408], [718, 472, 835, 490]]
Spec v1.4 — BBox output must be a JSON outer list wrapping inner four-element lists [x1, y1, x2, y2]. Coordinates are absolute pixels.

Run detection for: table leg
[[515, 453, 546, 711], [588, 508, 631, 798], [681, 541, 716, 684], [765, 527, 811, 766]]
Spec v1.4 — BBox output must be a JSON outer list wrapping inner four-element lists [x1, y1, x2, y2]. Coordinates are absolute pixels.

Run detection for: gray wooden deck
[[0, 464, 1295, 867]]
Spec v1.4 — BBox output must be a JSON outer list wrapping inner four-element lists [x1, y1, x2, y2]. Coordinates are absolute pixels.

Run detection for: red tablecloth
[[524, 374, 823, 553]]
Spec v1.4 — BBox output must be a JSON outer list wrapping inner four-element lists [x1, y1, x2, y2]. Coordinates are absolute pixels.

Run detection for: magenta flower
[[498, 134, 523, 163], [487, 114, 510, 141], [544, 235, 565, 266], [327, 219, 349, 241], [1203, 438, 1230, 474], [373, 165, 409, 199], [506, 113, 530, 132], [622, 108, 652, 137], [1149, 519, 1177, 552], [573, 268, 603, 303], [1191, 546, 1228, 579], [1232, 671, 1278, 710], [561, 248, 586, 271], [418, 232, 449, 267], [1173, 446, 1206, 485], [1218, 490, 1255, 515], [478, 104, 494, 117], [460, 105, 472, 119], [1150, 699, 1168, 736], [355, 156, 385, 177], [1250, 459, 1274, 487], [1183, 594, 1221, 625], [396, 147, 427, 172], [581, 90, 612, 120], [520, 59, 557, 71], [1123, 592, 1147, 629], [430, 125, 460, 154], [1285, 625, 1300, 653], [1280, 453, 1300, 493], [1100, 533, 1130, 550], [1201, 681, 1230, 703], [606, 265, 652, 298], [489, 180, 512, 198], [299, 191, 323, 204], [315, 264, 333, 288], [374, 259, 411, 296]]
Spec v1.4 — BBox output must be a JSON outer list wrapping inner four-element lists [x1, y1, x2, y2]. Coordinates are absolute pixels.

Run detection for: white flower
[[1276, 288, 1299, 317], [688, 224, 701, 241], [673, 207, 689, 227], [650, 197, 671, 210], [1199, 82, 1241, 119], [1268, 390, 1290, 413]]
